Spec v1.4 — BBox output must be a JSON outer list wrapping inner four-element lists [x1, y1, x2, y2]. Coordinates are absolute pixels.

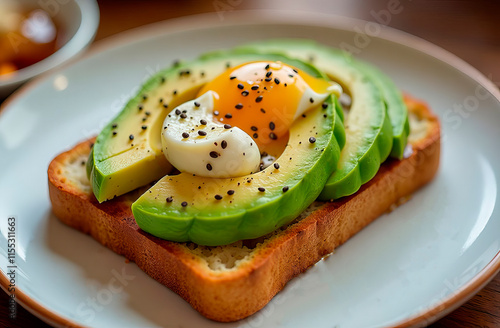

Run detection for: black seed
[[265, 64, 270, 70], [225, 113, 232, 119], [214, 110, 219, 116], [175, 109, 181, 115], [274, 163, 280, 169], [282, 186, 289, 192], [159, 98, 163, 104], [206, 163, 212, 171], [129, 134, 134, 140], [221, 140, 227, 149], [288, 74, 294, 78], [200, 119, 207, 125], [112, 131, 117, 136], [265, 77, 272, 82], [180, 113, 187, 119], [253, 133, 258, 138], [309, 137, 316, 143], [251, 126, 258, 131], [142, 118, 147, 122], [198, 130, 207, 136], [302, 114, 306, 118], [274, 78, 280, 84], [182, 132, 189, 138], [293, 69, 298, 73], [226, 62, 231, 68], [258, 187, 266, 192], [235, 103, 243, 109], [241, 90, 249, 96], [142, 95, 148, 100], [229, 76, 236, 80], [269, 122, 275, 131], [166, 196, 173, 203], [173, 90, 177, 95], [181, 201, 188, 207], [256, 95, 263, 103], [309, 97, 314, 103], [324, 114, 328, 118], [210, 151, 219, 158], [141, 125, 147, 130], [322, 102, 328, 109], [160, 77, 166, 83], [194, 101, 200, 107], [145, 111, 151, 116], [269, 132, 277, 140], [224, 124, 231, 129], [260, 108, 266, 113], [163, 103, 169, 109], [112, 123, 118, 129], [237, 83, 244, 89], [214, 194, 223, 200], [251, 85, 259, 90], [259, 163, 264, 171], [227, 190, 235, 195], [138, 105, 143, 111], [266, 71, 272, 78]]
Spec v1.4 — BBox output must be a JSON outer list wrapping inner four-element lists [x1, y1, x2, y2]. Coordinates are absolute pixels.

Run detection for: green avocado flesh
[[354, 61, 410, 159], [236, 39, 395, 200], [88, 51, 335, 203], [132, 95, 344, 245]]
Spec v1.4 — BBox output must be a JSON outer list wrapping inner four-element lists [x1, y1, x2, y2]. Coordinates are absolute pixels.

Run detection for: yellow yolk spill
[[198, 61, 336, 154]]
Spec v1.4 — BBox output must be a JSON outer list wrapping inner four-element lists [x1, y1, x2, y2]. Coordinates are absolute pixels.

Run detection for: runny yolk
[[198, 61, 336, 153]]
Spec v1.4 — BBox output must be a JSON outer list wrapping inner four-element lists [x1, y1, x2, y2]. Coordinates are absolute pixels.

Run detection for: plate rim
[[1, 10, 499, 328]]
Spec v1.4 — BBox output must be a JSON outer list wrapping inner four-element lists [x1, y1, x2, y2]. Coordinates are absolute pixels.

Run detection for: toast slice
[[48, 95, 440, 322]]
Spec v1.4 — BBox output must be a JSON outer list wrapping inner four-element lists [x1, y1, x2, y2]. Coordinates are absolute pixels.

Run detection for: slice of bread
[[48, 95, 440, 322]]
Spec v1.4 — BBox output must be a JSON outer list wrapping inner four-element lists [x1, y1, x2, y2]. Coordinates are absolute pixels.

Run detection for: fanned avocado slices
[[89, 39, 410, 245]]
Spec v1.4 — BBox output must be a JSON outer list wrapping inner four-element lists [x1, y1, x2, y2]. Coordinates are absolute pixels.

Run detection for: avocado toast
[[48, 40, 440, 322]]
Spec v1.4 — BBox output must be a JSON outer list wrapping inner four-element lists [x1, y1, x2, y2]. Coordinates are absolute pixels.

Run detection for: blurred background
[[1, 0, 499, 327]]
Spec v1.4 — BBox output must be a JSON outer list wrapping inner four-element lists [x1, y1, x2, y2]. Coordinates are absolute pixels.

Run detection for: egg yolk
[[198, 61, 336, 153]]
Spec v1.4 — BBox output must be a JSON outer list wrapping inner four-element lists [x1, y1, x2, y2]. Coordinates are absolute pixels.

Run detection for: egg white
[[161, 91, 261, 178]]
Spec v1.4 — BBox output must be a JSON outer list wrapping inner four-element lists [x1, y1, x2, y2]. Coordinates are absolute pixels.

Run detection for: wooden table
[[1, 0, 499, 326]]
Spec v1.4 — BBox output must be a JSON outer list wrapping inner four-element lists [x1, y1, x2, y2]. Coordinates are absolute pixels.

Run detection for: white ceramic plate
[[1, 11, 499, 328]]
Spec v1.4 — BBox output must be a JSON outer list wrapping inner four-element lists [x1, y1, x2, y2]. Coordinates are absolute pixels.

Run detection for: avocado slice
[[236, 39, 394, 199], [88, 51, 336, 202], [132, 94, 344, 246], [353, 60, 410, 159]]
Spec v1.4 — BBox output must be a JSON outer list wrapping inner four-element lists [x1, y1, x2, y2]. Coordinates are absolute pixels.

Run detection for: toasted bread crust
[[48, 95, 440, 322]]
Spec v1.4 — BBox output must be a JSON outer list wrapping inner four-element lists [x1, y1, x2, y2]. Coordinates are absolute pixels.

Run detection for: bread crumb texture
[[65, 153, 91, 194], [180, 201, 326, 272]]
